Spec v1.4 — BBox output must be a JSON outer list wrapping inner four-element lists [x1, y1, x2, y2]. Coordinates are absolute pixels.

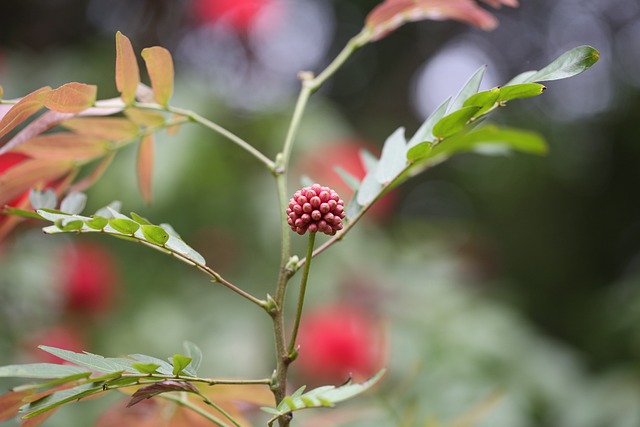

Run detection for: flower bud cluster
[[287, 184, 345, 235]]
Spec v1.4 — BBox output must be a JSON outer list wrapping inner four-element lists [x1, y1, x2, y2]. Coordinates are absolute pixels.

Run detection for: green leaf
[[108, 218, 140, 235], [407, 97, 451, 149], [130, 212, 152, 225], [406, 141, 432, 163], [431, 125, 547, 159], [497, 83, 546, 102], [37, 346, 137, 374], [131, 363, 160, 375], [463, 88, 500, 109], [375, 127, 407, 184], [141, 224, 170, 245], [0, 364, 90, 379], [448, 65, 486, 113], [22, 383, 103, 418], [85, 216, 108, 230], [262, 369, 385, 419], [505, 70, 537, 86], [356, 158, 381, 206], [129, 354, 174, 376], [55, 219, 84, 231], [526, 45, 600, 82], [3, 206, 44, 220], [432, 106, 481, 139], [183, 342, 202, 374], [163, 233, 207, 266], [170, 354, 192, 376]]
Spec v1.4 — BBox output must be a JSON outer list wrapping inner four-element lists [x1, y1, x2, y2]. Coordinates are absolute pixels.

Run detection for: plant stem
[[268, 28, 371, 427], [309, 29, 371, 91], [167, 105, 275, 172], [287, 232, 316, 356], [161, 393, 231, 427], [199, 394, 244, 427], [197, 265, 267, 309]]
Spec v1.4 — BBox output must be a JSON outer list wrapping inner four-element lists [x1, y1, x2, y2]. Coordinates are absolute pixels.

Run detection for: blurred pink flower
[[56, 241, 120, 318], [191, 0, 276, 32], [296, 304, 384, 385]]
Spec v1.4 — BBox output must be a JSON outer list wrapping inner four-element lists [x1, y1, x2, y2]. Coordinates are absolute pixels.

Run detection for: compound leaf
[[115, 32, 140, 106], [141, 46, 174, 107]]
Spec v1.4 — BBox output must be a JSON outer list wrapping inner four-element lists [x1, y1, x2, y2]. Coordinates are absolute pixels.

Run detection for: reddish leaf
[[0, 87, 52, 140], [15, 134, 108, 161], [0, 390, 33, 421], [97, 398, 211, 427], [61, 117, 139, 141], [0, 158, 73, 206], [136, 134, 154, 205], [127, 381, 199, 408], [42, 83, 97, 114], [115, 32, 140, 106], [141, 47, 174, 107], [0, 111, 76, 155], [69, 152, 115, 193], [365, 0, 518, 41]]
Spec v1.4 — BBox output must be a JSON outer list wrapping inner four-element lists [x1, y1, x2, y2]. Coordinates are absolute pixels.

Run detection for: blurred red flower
[[296, 304, 384, 385], [296, 139, 396, 221], [56, 241, 120, 318], [191, 0, 277, 32], [0, 152, 33, 216]]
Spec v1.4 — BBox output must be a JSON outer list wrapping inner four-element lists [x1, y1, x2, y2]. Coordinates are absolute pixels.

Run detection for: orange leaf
[[62, 117, 139, 141], [0, 85, 3, 99], [0, 87, 51, 140], [0, 158, 73, 206], [69, 152, 115, 193], [124, 108, 166, 128], [0, 111, 76, 156], [137, 134, 154, 205], [141, 46, 174, 107], [365, 0, 517, 41], [42, 82, 97, 114], [15, 133, 109, 161], [0, 390, 33, 421], [115, 31, 140, 106]]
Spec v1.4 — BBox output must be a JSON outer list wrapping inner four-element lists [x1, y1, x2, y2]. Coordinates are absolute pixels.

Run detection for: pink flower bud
[[287, 184, 345, 236]]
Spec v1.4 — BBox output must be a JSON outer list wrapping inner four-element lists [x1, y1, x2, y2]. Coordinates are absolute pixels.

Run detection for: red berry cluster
[[287, 184, 345, 235]]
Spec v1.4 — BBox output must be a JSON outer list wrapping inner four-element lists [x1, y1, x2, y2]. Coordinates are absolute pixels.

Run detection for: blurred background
[[1, 0, 640, 425]]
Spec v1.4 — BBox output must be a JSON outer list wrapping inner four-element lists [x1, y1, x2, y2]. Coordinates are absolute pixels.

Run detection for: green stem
[[199, 394, 243, 427], [287, 232, 316, 356], [166, 105, 275, 172], [267, 28, 372, 427], [161, 393, 231, 427], [197, 265, 267, 309], [309, 29, 371, 91]]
